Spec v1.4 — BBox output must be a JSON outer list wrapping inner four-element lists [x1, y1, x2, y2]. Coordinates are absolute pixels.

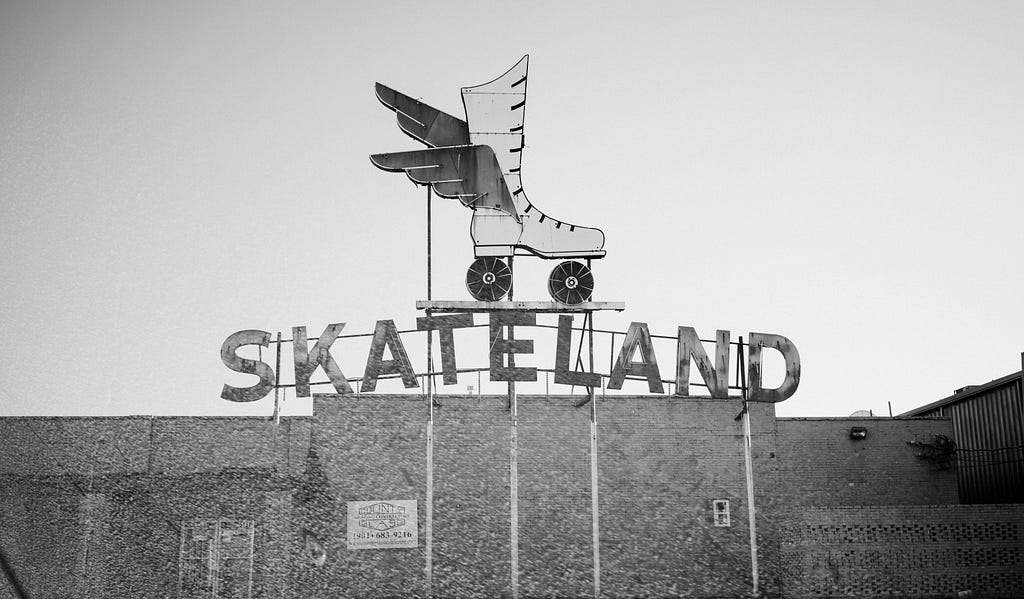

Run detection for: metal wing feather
[[375, 83, 470, 148], [369, 146, 519, 222]]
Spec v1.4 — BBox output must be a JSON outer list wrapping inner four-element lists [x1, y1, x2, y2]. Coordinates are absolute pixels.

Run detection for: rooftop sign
[[220, 314, 800, 403], [218, 58, 801, 406], [370, 55, 606, 304]]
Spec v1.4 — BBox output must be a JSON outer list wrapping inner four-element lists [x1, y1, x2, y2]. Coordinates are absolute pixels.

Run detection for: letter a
[[362, 320, 420, 392], [607, 322, 664, 393]]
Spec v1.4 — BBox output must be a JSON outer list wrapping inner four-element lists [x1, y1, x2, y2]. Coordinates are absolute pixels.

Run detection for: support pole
[[509, 377, 519, 599], [272, 332, 282, 425], [425, 318, 434, 598], [427, 185, 432, 304], [425, 185, 434, 598], [507, 256, 515, 406], [588, 311, 601, 599], [738, 337, 759, 596], [506, 255, 519, 599]]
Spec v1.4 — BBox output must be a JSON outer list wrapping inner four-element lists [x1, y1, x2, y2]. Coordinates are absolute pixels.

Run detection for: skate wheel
[[466, 257, 511, 301], [548, 261, 594, 305]]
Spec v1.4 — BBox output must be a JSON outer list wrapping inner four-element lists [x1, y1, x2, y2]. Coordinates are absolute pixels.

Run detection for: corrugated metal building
[[901, 363, 1024, 504]]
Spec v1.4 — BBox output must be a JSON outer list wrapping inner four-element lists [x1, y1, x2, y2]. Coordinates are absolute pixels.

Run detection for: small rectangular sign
[[347, 500, 418, 550]]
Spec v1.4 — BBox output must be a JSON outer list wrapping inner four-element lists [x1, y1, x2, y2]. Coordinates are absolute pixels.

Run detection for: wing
[[375, 83, 470, 148], [370, 145, 519, 222]]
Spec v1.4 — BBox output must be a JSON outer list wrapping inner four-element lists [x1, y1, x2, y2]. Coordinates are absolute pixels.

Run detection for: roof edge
[[899, 370, 1022, 417]]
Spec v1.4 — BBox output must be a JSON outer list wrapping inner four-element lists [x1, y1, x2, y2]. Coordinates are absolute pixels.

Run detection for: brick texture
[[775, 417, 958, 506], [299, 395, 427, 598], [431, 396, 512, 598], [0, 416, 307, 599], [517, 396, 593, 598], [0, 398, 996, 599], [779, 505, 1024, 598], [596, 397, 777, 598]]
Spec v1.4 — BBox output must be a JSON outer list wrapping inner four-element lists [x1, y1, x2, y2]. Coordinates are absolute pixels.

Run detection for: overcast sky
[[2, 1, 1022, 418]]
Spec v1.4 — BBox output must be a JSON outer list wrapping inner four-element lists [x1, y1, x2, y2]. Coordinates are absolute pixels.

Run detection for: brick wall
[[518, 396, 592, 598], [0, 416, 311, 477], [0, 416, 309, 599], [596, 397, 777, 598], [0, 401, 986, 599], [1, 475, 297, 599], [775, 418, 958, 507], [297, 395, 428, 598], [0, 479, 82, 598], [779, 505, 1024, 598], [433, 396, 512, 598], [305, 394, 779, 598]]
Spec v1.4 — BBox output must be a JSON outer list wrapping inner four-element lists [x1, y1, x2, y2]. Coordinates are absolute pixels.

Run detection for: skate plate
[[416, 300, 626, 313]]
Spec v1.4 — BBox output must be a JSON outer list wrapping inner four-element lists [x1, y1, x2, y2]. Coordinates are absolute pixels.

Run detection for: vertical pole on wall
[[510, 378, 520, 599], [425, 185, 434, 598], [507, 258, 520, 599], [588, 310, 601, 599], [272, 332, 282, 425], [738, 337, 759, 595], [426, 311, 434, 598], [507, 256, 515, 405], [427, 184, 432, 305], [608, 332, 615, 378]]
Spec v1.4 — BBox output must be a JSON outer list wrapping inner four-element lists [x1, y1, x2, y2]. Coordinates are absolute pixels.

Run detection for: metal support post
[[737, 337, 759, 595], [272, 332, 282, 425], [425, 185, 434, 597], [505, 254, 519, 599], [588, 310, 601, 599], [509, 377, 519, 599]]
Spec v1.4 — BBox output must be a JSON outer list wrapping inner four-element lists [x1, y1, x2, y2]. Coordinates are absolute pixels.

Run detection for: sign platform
[[415, 300, 626, 313]]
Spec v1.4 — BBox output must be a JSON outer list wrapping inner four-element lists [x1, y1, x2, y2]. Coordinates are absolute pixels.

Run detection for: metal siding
[[927, 377, 1024, 503]]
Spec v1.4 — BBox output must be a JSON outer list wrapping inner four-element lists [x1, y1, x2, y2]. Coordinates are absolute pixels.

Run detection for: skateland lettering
[[220, 316, 800, 403]]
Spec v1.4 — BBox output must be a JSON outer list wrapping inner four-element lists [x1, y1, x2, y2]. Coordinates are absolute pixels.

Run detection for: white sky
[[2, 1, 1022, 418]]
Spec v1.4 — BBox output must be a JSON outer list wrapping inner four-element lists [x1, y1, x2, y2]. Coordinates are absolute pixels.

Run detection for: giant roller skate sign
[[217, 57, 802, 406], [371, 56, 603, 305]]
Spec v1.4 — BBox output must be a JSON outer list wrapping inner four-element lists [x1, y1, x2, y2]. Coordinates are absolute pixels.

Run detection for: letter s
[[220, 330, 275, 402]]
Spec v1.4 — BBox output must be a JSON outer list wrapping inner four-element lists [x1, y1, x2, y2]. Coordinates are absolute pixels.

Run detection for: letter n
[[675, 327, 730, 398]]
